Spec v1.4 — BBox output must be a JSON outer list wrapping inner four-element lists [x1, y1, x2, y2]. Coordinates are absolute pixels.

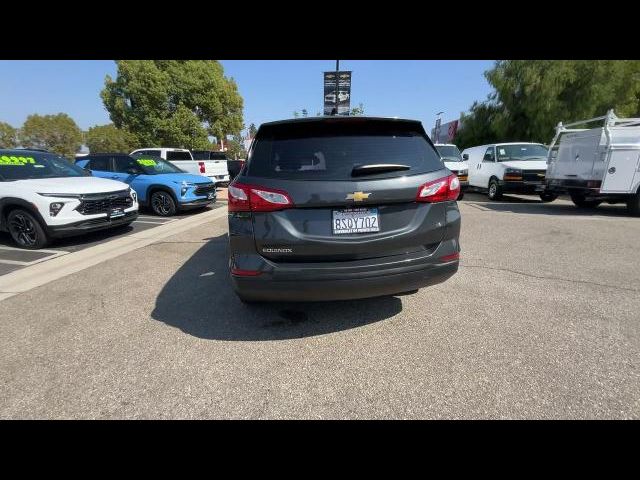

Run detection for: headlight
[[459, 169, 468, 176], [38, 193, 81, 198], [504, 168, 522, 175], [176, 181, 196, 197]]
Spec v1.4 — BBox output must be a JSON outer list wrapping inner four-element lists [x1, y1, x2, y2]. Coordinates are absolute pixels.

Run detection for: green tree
[[248, 123, 257, 137], [85, 124, 136, 153], [456, 60, 640, 148], [454, 100, 502, 150], [226, 134, 247, 159], [301, 109, 308, 117], [349, 103, 365, 116], [19, 113, 82, 158], [101, 60, 243, 149], [0, 122, 18, 148]]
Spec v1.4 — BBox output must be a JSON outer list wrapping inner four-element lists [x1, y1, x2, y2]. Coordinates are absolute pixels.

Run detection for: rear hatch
[[236, 118, 454, 263]]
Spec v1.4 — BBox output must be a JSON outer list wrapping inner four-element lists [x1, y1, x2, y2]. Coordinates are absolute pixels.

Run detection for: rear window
[[247, 120, 443, 180], [192, 151, 210, 160], [166, 150, 192, 161]]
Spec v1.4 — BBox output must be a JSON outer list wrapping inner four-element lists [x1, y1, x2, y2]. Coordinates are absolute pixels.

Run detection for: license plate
[[110, 208, 125, 218], [332, 208, 379, 235]]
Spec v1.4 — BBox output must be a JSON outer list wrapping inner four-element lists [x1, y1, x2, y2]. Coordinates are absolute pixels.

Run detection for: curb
[[0, 206, 228, 303]]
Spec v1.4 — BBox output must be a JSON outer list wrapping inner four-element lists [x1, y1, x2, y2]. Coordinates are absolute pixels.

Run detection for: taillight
[[198, 161, 206, 174], [416, 174, 460, 203], [227, 182, 293, 212]]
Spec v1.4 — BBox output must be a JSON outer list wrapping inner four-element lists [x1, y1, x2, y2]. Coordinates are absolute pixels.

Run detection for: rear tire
[[570, 193, 601, 209], [488, 179, 503, 200], [150, 190, 177, 217], [539, 192, 558, 203], [627, 191, 640, 216], [7, 209, 49, 250]]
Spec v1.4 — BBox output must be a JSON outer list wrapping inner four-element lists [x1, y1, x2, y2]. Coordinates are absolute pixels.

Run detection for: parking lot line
[[0, 207, 228, 302], [134, 220, 171, 225], [0, 245, 67, 255]]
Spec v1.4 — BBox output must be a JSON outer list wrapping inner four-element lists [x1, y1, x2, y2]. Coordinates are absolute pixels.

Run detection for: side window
[[148, 150, 162, 157], [114, 156, 141, 173], [483, 147, 495, 162], [89, 157, 111, 171]]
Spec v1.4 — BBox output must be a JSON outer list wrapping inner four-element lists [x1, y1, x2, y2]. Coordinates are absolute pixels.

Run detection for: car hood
[[501, 160, 548, 170], [13, 176, 129, 194], [444, 160, 469, 172], [152, 173, 214, 184]]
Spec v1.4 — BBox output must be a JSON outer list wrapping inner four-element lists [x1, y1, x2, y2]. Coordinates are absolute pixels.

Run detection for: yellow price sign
[[136, 159, 157, 167], [0, 155, 36, 166]]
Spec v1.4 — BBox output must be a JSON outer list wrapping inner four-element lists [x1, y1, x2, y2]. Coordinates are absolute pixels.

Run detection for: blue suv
[[76, 153, 216, 216]]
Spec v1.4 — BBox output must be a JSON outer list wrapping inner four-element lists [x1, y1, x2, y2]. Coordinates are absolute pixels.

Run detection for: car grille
[[75, 190, 133, 216], [523, 170, 546, 182], [194, 183, 216, 196]]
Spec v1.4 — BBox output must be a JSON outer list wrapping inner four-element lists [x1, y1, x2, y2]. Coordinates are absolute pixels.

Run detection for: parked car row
[[0, 149, 217, 249]]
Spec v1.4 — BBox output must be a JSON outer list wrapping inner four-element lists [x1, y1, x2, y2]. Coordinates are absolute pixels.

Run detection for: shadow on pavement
[[462, 192, 629, 217], [478, 201, 629, 217], [151, 234, 403, 341]]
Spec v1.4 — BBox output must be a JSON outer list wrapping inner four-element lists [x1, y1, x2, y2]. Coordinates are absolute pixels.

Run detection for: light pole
[[434, 111, 444, 143]]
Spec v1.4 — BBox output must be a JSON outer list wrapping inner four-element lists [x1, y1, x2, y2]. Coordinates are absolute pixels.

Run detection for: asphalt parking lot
[[0, 193, 638, 419], [0, 206, 222, 277]]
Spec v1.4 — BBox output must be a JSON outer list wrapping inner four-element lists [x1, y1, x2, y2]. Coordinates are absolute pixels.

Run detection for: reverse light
[[228, 182, 293, 212], [416, 174, 460, 203]]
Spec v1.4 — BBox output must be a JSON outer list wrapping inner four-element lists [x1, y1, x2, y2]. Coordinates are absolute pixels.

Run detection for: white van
[[130, 148, 229, 184], [462, 142, 557, 201]]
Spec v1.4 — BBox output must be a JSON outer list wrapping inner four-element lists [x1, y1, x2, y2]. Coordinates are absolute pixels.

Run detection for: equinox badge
[[346, 191, 371, 202]]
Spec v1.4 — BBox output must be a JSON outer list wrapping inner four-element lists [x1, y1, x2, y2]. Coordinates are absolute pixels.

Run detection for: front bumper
[[500, 180, 546, 194], [230, 239, 459, 302], [179, 197, 215, 210], [47, 211, 138, 238]]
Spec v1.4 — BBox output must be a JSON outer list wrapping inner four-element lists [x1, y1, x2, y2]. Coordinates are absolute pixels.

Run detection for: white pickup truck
[[130, 148, 230, 185]]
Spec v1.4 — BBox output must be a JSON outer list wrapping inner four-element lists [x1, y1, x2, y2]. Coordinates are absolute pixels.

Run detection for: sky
[[0, 60, 495, 134]]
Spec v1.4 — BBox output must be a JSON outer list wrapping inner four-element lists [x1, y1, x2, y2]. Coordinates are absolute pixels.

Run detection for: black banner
[[324, 71, 352, 115]]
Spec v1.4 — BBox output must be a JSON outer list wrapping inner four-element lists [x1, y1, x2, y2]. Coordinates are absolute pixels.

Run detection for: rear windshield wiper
[[351, 164, 411, 177]]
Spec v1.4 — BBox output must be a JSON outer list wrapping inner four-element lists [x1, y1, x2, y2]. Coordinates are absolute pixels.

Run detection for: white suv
[[0, 149, 139, 249]]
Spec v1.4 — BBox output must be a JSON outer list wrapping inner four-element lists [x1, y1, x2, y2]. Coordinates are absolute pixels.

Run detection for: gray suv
[[227, 116, 461, 302]]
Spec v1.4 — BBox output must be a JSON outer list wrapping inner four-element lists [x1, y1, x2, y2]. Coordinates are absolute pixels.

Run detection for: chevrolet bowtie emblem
[[346, 191, 371, 202]]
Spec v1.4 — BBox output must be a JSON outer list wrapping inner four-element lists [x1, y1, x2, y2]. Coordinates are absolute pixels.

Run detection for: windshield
[[496, 144, 548, 161], [435, 145, 462, 161], [131, 155, 185, 174], [0, 152, 87, 181]]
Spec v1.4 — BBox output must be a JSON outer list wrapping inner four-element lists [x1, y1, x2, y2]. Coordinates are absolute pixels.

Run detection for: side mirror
[[462, 154, 469, 160]]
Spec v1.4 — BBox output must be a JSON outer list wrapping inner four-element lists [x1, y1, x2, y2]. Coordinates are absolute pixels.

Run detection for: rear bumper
[[47, 211, 138, 238], [230, 238, 460, 302], [232, 261, 458, 302]]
